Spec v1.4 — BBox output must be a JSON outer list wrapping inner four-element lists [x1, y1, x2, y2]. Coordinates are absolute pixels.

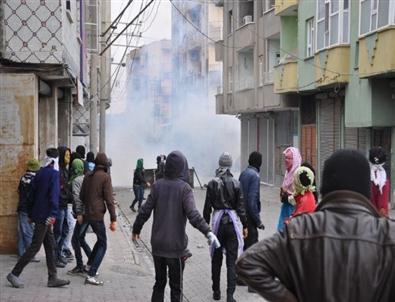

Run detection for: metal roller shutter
[[319, 97, 342, 173]]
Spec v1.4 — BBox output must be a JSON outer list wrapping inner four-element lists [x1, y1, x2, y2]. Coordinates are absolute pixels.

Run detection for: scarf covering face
[[69, 159, 84, 182], [294, 166, 316, 196], [370, 163, 387, 194], [42, 156, 59, 171], [136, 158, 144, 170], [282, 147, 302, 193]]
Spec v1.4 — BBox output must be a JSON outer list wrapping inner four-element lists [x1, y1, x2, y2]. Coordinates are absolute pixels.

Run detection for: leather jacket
[[236, 190, 395, 302], [203, 171, 247, 228]]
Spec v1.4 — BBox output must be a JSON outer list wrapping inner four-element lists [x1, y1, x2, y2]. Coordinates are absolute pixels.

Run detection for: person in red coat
[[369, 147, 390, 217], [286, 166, 316, 223]]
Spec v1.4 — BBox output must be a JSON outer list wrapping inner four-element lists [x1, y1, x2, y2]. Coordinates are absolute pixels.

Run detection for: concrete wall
[[58, 88, 73, 147], [39, 88, 58, 157], [0, 73, 38, 253]]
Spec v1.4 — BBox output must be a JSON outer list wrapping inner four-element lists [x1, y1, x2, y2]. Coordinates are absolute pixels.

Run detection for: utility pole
[[99, 0, 111, 153]]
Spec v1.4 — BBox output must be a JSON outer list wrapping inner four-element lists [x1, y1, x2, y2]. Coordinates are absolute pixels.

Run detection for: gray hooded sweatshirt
[[132, 150, 210, 258]]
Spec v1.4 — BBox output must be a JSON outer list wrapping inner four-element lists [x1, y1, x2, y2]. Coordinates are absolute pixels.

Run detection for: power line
[[101, 0, 135, 38], [100, 0, 155, 56]]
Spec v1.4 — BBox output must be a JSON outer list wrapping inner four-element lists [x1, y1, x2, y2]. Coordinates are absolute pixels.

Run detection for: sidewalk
[[0, 200, 155, 302]]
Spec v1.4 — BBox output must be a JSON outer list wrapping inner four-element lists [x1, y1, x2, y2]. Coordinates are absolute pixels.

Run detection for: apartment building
[[274, 0, 395, 201], [171, 0, 223, 119], [125, 39, 172, 141], [0, 0, 110, 252], [215, 0, 299, 185]]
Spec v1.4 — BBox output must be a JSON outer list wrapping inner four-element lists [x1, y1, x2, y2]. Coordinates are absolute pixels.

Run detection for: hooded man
[[132, 150, 220, 302], [203, 152, 248, 302], [236, 149, 395, 302], [239, 151, 264, 251], [7, 148, 70, 288], [79, 152, 117, 285]]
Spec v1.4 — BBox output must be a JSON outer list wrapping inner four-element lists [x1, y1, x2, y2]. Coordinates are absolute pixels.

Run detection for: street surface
[[2, 184, 391, 301]]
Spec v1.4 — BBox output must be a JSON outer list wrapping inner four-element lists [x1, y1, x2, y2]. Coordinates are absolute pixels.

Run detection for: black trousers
[[152, 255, 185, 302], [212, 222, 238, 296], [12, 223, 57, 280], [243, 214, 258, 250]]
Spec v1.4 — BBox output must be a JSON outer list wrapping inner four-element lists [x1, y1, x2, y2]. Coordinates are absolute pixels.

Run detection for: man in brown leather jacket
[[236, 149, 395, 302]]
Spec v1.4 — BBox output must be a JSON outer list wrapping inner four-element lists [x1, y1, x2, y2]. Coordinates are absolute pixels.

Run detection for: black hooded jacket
[[133, 151, 210, 258]]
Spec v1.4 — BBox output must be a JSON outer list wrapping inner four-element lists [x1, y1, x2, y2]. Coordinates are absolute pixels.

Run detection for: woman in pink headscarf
[[277, 146, 302, 231]]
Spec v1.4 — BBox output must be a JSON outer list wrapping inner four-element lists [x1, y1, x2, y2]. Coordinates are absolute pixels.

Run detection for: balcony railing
[[275, 0, 298, 16]]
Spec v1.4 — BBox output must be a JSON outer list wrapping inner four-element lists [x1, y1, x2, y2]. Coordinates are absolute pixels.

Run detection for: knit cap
[[27, 159, 40, 172], [320, 149, 370, 199], [219, 152, 232, 168], [294, 166, 315, 196]]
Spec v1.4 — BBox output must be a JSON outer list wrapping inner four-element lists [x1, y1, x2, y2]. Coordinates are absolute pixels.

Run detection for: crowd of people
[[7, 144, 395, 302], [7, 145, 116, 288]]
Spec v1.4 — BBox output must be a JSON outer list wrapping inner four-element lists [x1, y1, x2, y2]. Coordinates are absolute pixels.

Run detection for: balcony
[[359, 27, 395, 78], [275, 0, 298, 16], [314, 45, 350, 88], [233, 22, 255, 50], [274, 60, 298, 93]]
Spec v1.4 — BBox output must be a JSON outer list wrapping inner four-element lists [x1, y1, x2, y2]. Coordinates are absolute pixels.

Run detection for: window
[[360, 0, 393, 36], [306, 18, 315, 57], [316, 0, 349, 51], [228, 10, 234, 34]]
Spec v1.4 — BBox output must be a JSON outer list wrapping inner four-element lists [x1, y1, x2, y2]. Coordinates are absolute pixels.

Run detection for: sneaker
[[83, 265, 99, 276], [59, 256, 68, 265], [213, 290, 221, 300], [247, 286, 257, 293], [30, 257, 40, 263], [130, 205, 136, 212], [47, 278, 70, 287], [85, 276, 104, 286], [7, 273, 24, 288], [67, 266, 86, 277]]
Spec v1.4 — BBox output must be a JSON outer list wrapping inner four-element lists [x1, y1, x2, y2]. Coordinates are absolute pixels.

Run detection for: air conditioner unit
[[242, 15, 253, 25]]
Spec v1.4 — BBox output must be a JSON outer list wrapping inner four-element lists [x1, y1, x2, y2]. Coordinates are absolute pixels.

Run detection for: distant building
[[171, 0, 223, 118], [126, 39, 172, 141]]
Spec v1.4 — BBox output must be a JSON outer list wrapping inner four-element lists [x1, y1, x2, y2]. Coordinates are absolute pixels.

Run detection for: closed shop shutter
[[344, 127, 370, 153], [319, 97, 342, 173], [259, 117, 275, 184]]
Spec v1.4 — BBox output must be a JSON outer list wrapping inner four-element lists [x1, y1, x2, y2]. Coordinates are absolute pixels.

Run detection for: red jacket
[[370, 179, 390, 216], [290, 191, 316, 219]]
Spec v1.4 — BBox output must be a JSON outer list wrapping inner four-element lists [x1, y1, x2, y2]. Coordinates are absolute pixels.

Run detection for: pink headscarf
[[282, 147, 302, 193]]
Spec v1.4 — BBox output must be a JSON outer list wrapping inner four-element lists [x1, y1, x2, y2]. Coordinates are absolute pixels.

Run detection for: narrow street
[[1, 184, 284, 302]]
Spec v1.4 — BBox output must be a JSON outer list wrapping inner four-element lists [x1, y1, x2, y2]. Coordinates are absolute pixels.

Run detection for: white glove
[[206, 231, 221, 249], [288, 195, 296, 206]]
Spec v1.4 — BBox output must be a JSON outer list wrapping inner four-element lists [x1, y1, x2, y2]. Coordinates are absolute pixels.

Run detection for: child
[[287, 166, 316, 222]]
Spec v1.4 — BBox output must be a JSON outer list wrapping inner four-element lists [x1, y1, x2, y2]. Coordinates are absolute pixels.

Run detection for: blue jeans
[[131, 185, 145, 208], [54, 208, 67, 259], [87, 220, 107, 277], [71, 222, 92, 268], [17, 212, 34, 257]]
